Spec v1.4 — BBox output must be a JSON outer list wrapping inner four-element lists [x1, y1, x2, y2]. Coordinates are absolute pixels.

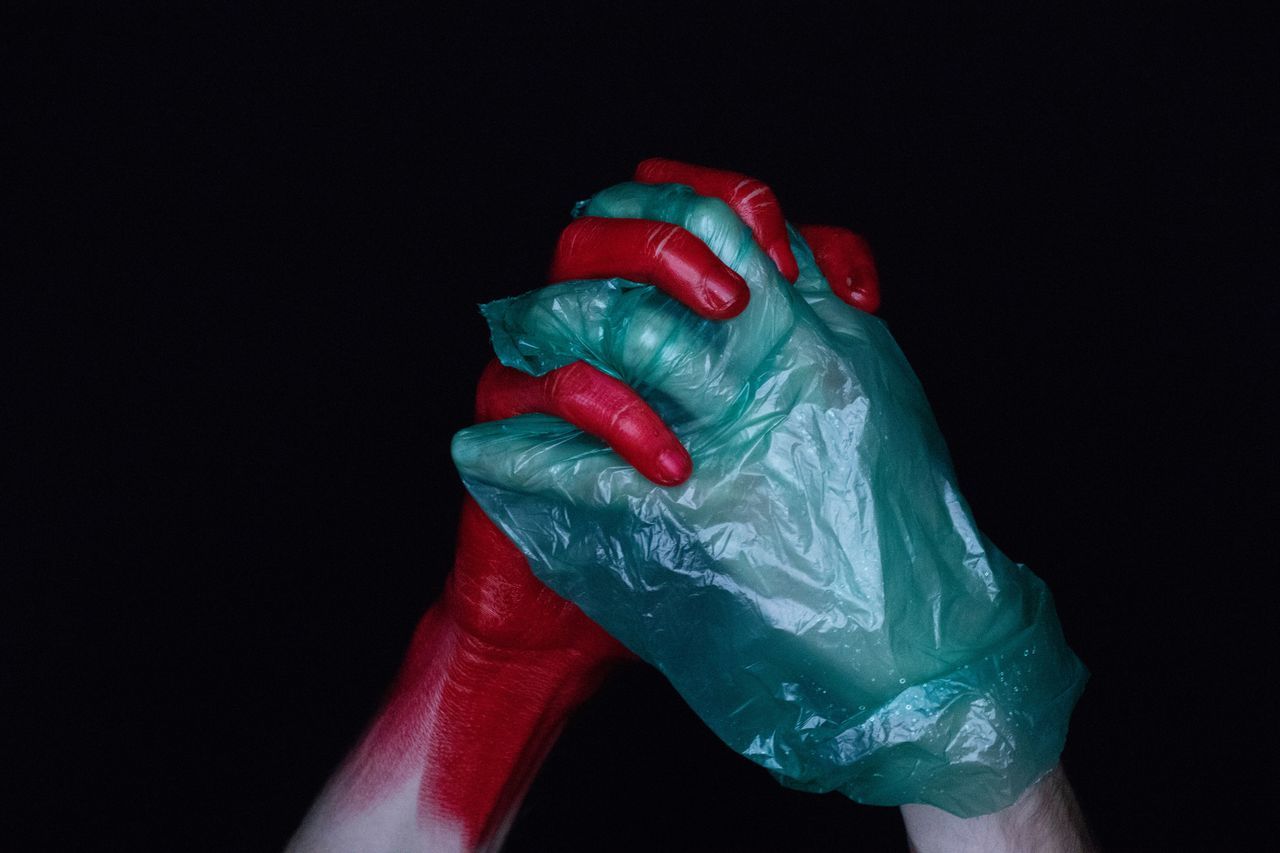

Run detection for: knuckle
[[634, 156, 669, 181], [728, 176, 775, 213], [556, 216, 597, 254], [687, 196, 752, 265], [687, 195, 739, 236], [644, 221, 683, 256], [606, 395, 650, 439], [546, 360, 597, 403]]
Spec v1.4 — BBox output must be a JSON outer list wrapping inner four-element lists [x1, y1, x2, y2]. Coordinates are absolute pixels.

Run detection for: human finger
[[569, 181, 796, 384], [475, 358, 692, 487], [798, 224, 880, 314], [481, 278, 754, 427], [549, 217, 749, 321], [634, 158, 799, 284]]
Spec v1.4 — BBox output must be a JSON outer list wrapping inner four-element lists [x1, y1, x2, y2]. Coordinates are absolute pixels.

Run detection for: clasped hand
[[453, 161, 1086, 818]]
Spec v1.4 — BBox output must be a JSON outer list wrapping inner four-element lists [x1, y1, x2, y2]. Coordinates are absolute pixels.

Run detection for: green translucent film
[[452, 182, 1087, 817]]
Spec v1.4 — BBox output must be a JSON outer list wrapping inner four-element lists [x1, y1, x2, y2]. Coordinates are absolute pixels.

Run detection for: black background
[[16, 4, 1276, 851]]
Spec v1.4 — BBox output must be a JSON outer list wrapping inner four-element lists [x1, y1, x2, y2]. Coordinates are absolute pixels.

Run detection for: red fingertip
[[798, 225, 881, 314], [635, 157, 797, 283], [845, 275, 881, 314], [551, 217, 747, 321], [767, 242, 800, 284], [477, 360, 692, 487], [700, 267, 750, 319], [550, 364, 692, 487], [654, 446, 693, 486]]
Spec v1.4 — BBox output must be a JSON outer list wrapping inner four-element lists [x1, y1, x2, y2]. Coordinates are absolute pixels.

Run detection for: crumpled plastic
[[451, 180, 1088, 817]]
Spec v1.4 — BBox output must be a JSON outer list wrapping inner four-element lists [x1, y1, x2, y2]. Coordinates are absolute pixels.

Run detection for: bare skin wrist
[[901, 765, 1096, 853]]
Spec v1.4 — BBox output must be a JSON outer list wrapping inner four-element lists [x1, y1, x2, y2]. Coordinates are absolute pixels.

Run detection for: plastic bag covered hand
[[451, 175, 1088, 817]]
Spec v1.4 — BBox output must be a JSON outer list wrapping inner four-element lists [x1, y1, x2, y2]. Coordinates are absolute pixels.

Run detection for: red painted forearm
[[358, 602, 615, 846], [290, 500, 624, 852], [291, 599, 619, 853]]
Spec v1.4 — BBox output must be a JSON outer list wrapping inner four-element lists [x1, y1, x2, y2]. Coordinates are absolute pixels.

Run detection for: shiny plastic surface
[[451, 181, 1088, 817]]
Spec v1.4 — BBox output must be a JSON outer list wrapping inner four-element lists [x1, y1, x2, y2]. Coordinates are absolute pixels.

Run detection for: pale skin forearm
[[901, 765, 1096, 853]]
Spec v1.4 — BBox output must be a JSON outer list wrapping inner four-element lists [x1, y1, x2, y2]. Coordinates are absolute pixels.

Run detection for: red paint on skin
[[341, 351, 683, 845], [635, 157, 801, 284], [445, 498, 629, 658], [341, 501, 626, 848], [797, 224, 881, 314], [416, 623, 615, 847], [477, 360, 692, 486], [550, 217, 749, 320], [380, 353, 691, 844]]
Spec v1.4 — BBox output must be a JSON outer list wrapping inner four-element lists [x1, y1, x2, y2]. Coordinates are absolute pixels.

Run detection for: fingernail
[[704, 271, 750, 319], [655, 447, 692, 485]]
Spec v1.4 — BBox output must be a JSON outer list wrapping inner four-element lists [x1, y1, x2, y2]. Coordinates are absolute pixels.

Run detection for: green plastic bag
[[452, 181, 1088, 817]]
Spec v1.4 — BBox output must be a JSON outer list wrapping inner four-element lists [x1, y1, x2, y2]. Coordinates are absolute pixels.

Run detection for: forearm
[[900, 765, 1096, 853], [287, 601, 614, 853]]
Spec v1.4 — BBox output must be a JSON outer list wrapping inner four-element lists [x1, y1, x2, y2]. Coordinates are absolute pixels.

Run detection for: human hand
[[451, 175, 1087, 817], [445, 158, 881, 660]]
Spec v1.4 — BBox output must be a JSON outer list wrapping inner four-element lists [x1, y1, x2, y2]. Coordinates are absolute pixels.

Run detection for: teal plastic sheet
[[452, 181, 1087, 816]]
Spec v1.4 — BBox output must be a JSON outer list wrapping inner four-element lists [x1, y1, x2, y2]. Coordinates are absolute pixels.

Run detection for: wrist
[[293, 603, 616, 853], [369, 603, 614, 839], [425, 590, 619, 683], [901, 765, 1096, 853]]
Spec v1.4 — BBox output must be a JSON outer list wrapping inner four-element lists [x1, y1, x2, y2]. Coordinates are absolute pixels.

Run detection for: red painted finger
[[549, 217, 749, 320], [798, 224, 881, 314], [634, 157, 800, 284], [475, 359, 692, 486]]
